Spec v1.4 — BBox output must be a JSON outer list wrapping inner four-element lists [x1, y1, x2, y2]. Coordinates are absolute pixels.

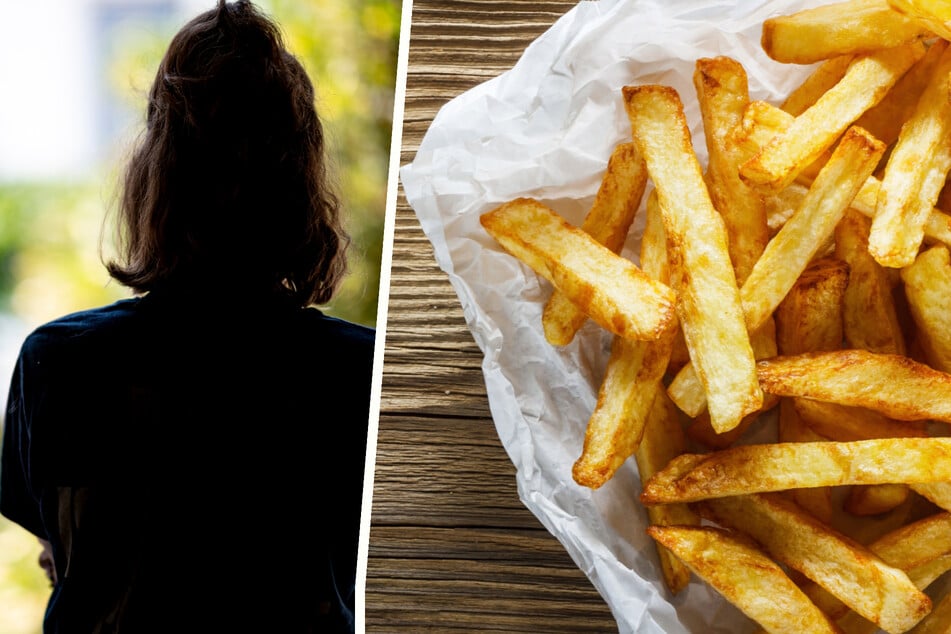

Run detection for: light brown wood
[[365, 1, 618, 631]]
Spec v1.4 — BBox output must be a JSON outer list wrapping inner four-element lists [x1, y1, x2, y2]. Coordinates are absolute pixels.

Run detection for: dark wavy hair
[[105, 0, 349, 307]]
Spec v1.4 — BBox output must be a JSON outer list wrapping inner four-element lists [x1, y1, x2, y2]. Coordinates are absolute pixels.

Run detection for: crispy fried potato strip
[[901, 244, 951, 372], [640, 437, 951, 505], [480, 197, 677, 341], [740, 41, 924, 191], [695, 493, 932, 633], [762, 0, 931, 65], [647, 524, 842, 634], [756, 349, 951, 422], [624, 84, 761, 433], [870, 40, 951, 268], [542, 142, 648, 346], [889, 0, 951, 40], [835, 209, 907, 355], [635, 389, 698, 594], [572, 191, 676, 489], [669, 126, 884, 418], [733, 100, 951, 248]]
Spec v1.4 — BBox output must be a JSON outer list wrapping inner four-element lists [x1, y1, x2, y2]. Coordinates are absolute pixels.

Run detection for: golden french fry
[[571, 333, 672, 489], [542, 142, 648, 346], [623, 84, 762, 433], [912, 482, 951, 513], [774, 256, 849, 356], [732, 97, 951, 249], [782, 55, 854, 116], [901, 244, 951, 372], [665, 363, 708, 419], [685, 318, 778, 449], [573, 190, 675, 489], [845, 483, 911, 516], [871, 41, 951, 268], [835, 209, 907, 355], [773, 258, 848, 523], [854, 37, 947, 148], [480, 197, 677, 341], [793, 399, 928, 441], [640, 437, 951, 505], [873, 512, 951, 573], [777, 398, 835, 525], [646, 524, 842, 634], [889, 0, 951, 40], [695, 493, 932, 634], [908, 589, 951, 634], [762, 0, 931, 65], [694, 56, 770, 286], [740, 125, 882, 332], [740, 41, 925, 191], [635, 389, 698, 594], [803, 512, 951, 624], [756, 349, 951, 422], [668, 126, 882, 419]]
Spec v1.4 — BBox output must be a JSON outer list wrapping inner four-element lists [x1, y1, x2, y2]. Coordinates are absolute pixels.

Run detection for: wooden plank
[[366, 0, 617, 630]]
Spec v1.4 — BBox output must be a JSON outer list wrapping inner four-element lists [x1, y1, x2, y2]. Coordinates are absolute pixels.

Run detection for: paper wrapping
[[399, 1, 842, 631]]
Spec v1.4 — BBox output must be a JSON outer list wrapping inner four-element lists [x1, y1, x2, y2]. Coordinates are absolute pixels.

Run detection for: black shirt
[[1, 287, 375, 633]]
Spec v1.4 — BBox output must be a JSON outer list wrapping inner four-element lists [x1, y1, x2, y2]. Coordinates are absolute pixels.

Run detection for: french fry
[[571, 330, 673, 489], [743, 124, 882, 332], [646, 524, 842, 634], [793, 399, 928, 441], [845, 483, 912, 516], [732, 88, 951, 249], [900, 244, 951, 372], [694, 493, 932, 634], [756, 349, 951, 423], [623, 84, 762, 433], [870, 40, 951, 268], [694, 56, 770, 286], [888, 0, 951, 40], [777, 398, 835, 525], [912, 482, 951, 513], [572, 194, 675, 489], [854, 37, 947, 148], [782, 55, 854, 116], [908, 590, 951, 634], [835, 209, 907, 355], [542, 142, 649, 346], [740, 41, 925, 191], [668, 126, 884, 418], [686, 56, 779, 441], [773, 257, 848, 524], [800, 512, 951, 625], [635, 388, 698, 594], [774, 256, 849, 356], [479, 197, 677, 341], [761, 0, 931, 65], [640, 437, 951, 504]]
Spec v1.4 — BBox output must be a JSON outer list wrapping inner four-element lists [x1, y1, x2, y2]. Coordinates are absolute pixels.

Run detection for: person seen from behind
[[0, 1, 375, 632]]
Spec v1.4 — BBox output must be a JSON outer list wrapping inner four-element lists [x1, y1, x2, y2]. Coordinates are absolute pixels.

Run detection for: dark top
[[0, 286, 375, 634]]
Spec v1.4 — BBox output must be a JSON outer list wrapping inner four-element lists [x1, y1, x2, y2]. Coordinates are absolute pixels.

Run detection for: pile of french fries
[[479, 0, 951, 632]]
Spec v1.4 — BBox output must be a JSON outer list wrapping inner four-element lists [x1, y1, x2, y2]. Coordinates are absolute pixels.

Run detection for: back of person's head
[[107, 0, 348, 307]]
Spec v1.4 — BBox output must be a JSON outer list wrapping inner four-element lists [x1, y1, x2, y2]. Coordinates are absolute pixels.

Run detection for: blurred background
[[0, 0, 400, 631]]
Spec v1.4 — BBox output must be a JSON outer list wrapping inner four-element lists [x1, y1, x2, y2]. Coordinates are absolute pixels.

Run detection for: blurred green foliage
[[0, 2, 400, 632]]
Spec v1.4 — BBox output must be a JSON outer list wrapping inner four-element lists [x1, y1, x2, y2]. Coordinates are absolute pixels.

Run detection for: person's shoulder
[[299, 308, 375, 350], [19, 298, 142, 358]]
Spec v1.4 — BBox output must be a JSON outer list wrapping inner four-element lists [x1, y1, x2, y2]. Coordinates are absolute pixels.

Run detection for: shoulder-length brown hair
[[106, 0, 348, 307]]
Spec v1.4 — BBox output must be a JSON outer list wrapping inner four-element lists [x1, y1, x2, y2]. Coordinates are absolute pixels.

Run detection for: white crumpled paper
[[400, 1, 839, 631]]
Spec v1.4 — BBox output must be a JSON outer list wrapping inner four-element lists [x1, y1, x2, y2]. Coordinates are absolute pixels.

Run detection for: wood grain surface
[[365, 1, 619, 631]]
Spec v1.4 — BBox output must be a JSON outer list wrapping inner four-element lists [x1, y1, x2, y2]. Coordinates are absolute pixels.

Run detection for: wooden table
[[365, 1, 619, 631]]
